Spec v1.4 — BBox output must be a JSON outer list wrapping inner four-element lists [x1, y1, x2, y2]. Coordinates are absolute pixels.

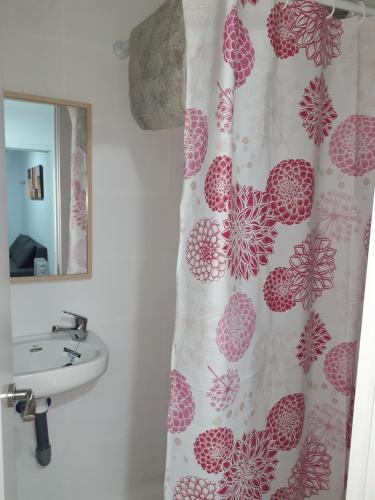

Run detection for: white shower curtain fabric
[[67, 106, 88, 274], [165, 1, 375, 498]]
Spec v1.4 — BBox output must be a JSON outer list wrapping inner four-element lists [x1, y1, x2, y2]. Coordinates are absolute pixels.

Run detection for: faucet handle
[[63, 310, 88, 332]]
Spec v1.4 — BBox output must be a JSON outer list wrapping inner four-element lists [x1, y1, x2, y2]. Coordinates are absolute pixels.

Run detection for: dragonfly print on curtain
[[165, 0, 375, 499]]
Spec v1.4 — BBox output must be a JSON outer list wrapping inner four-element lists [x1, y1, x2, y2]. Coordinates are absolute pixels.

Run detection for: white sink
[[12, 331, 108, 398]]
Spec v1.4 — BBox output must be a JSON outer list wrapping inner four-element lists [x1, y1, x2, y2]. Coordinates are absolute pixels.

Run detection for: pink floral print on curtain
[[267, 0, 344, 67], [299, 75, 338, 145], [165, 1, 375, 498], [216, 83, 234, 134], [67, 106, 88, 274]]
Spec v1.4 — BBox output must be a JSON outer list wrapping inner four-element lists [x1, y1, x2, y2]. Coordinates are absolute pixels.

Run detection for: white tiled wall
[[0, 1, 183, 499]]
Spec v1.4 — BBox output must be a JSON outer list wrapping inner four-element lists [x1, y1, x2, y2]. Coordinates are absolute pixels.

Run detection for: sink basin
[[12, 331, 108, 398]]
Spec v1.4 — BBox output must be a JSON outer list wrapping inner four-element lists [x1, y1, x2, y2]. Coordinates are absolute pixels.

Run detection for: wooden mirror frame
[[4, 91, 92, 284]]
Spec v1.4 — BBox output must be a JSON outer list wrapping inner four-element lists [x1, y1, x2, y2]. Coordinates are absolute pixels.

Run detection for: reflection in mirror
[[4, 93, 91, 282]]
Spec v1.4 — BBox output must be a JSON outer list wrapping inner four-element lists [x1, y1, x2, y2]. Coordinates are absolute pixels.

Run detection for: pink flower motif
[[296, 311, 331, 373], [184, 108, 208, 179], [323, 342, 356, 395], [266, 159, 314, 225], [207, 367, 240, 411], [194, 427, 234, 474], [289, 230, 337, 310], [167, 370, 195, 433], [223, 7, 255, 88], [267, 3, 299, 59], [216, 82, 234, 134], [347, 388, 355, 449], [218, 429, 278, 499], [329, 115, 375, 176], [299, 75, 337, 145], [186, 218, 226, 284], [216, 292, 256, 362], [240, 0, 259, 5], [288, 434, 332, 497], [309, 403, 346, 451], [72, 180, 87, 231], [204, 156, 232, 212], [72, 239, 87, 269], [173, 476, 217, 499], [364, 217, 372, 255], [289, 0, 343, 67], [222, 184, 278, 280], [263, 267, 297, 312], [266, 393, 305, 451], [271, 487, 294, 500], [316, 191, 362, 242]]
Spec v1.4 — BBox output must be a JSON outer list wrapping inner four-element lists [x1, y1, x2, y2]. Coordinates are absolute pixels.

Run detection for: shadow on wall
[[49, 124, 184, 499], [123, 126, 184, 497]]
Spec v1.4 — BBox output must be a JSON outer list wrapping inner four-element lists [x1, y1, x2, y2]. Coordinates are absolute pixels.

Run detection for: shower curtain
[[165, 0, 375, 498], [67, 106, 88, 274]]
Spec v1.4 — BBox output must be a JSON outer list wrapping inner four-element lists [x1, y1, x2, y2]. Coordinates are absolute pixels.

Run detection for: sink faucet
[[52, 311, 88, 341]]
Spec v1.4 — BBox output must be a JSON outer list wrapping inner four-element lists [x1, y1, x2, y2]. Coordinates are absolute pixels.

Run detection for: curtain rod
[[113, 0, 375, 60], [319, 0, 375, 15]]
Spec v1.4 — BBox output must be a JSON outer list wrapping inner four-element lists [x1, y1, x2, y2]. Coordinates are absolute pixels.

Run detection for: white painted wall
[[4, 100, 54, 152], [6, 150, 24, 244], [0, 1, 183, 499]]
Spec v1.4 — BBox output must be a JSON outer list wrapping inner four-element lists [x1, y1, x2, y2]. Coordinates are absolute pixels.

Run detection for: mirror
[[4, 92, 92, 283]]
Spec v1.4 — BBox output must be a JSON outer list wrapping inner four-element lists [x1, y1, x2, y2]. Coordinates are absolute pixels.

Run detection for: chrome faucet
[[52, 311, 88, 341]]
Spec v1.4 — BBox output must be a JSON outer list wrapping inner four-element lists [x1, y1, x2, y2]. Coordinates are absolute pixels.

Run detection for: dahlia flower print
[[173, 476, 217, 500], [266, 393, 305, 451], [216, 292, 256, 362], [299, 75, 337, 145], [309, 403, 346, 451], [223, 7, 255, 88], [266, 159, 314, 225], [204, 156, 232, 212], [72, 239, 87, 269], [186, 218, 226, 284], [316, 191, 362, 242], [364, 217, 372, 254], [267, 3, 299, 59], [289, 0, 343, 67], [72, 180, 87, 230], [271, 487, 293, 499], [207, 366, 240, 411], [218, 429, 278, 499], [329, 115, 375, 176], [194, 427, 234, 474], [263, 267, 297, 312], [289, 230, 337, 310], [167, 369, 195, 433], [296, 311, 331, 374], [216, 82, 233, 134], [222, 184, 278, 280], [346, 388, 355, 449], [288, 434, 332, 497], [323, 341, 356, 395], [184, 108, 208, 179]]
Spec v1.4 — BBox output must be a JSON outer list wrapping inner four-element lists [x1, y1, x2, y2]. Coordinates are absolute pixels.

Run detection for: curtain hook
[[326, 0, 335, 19], [282, 0, 290, 10], [358, 0, 366, 24]]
